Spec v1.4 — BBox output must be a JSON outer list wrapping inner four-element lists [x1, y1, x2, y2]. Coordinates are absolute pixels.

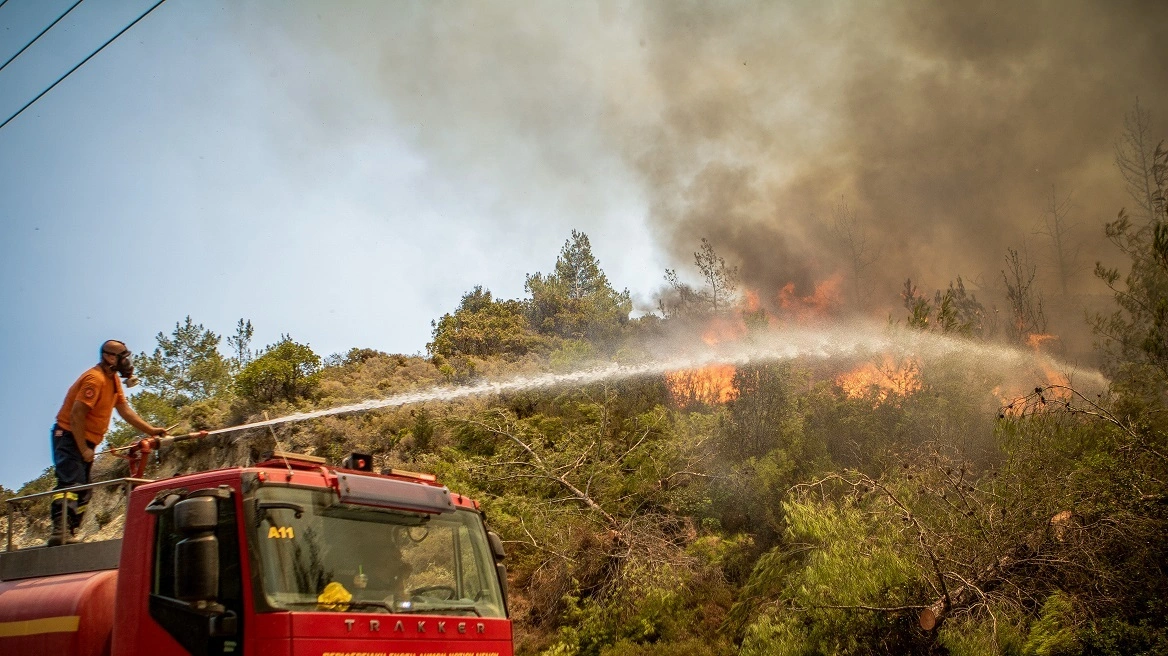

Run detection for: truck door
[[148, 489, 244, 656]]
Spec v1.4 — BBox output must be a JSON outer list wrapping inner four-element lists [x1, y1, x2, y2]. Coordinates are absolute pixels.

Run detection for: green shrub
[[234, 336, 321, 404]]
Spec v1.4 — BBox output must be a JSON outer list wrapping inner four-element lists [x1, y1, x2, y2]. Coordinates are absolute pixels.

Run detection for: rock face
[[2, 430, 276, 551]]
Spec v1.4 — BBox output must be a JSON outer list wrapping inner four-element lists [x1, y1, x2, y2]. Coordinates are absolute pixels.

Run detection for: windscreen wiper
[[271, 599, 481, 616], [394, 601, 483, 617], [345, 600, 395, 612], [276, 600, 392, 612], [255, 501, 305, 527]]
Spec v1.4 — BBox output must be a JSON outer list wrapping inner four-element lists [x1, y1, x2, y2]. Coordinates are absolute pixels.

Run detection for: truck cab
[[0, 452, 512, 656]]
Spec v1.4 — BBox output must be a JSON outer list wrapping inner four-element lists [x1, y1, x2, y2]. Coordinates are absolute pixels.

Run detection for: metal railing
[[4, 477, 153, 551]]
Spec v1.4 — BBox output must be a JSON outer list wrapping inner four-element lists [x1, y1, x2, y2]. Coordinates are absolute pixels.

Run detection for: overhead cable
[[0, 0, 167, 132], [0, 0, 86, 75]]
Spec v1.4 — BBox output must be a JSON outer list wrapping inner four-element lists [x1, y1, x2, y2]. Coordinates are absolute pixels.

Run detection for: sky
[[1, 0, 1165, 489]]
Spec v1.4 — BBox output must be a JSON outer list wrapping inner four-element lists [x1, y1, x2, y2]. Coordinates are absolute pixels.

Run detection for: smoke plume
[[257, 0, 1168, 347]]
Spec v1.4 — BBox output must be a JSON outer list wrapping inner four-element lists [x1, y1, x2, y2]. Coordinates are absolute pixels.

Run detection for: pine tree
[[135, 316, 230, 406], [226, 318, 255, 371], [525, 230, 632, 341]]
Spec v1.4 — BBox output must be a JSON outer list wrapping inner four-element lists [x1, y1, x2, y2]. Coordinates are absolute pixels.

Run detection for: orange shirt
[[56, 365, 125, 445]]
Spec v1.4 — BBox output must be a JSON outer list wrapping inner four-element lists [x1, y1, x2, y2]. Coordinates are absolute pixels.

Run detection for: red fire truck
[[0, 451, 513, 656]]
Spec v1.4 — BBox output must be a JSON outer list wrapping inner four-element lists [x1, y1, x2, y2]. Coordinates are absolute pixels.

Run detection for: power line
[[0, 0, 167, 132], [0, 0, 86, 75]]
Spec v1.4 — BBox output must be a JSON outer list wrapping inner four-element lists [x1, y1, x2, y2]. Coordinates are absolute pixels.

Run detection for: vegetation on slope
[[7, 133, 1168, 656]]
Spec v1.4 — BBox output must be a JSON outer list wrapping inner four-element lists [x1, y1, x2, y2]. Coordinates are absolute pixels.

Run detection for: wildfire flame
[[1025, 333, 1059, 351], [744, 289, 762, 313], [676, 273, 905, 407], [702, 316, 749, 346], [691, 274, 845, 349], [777, 274, 843, 322], [836, 356, 922, 404], [1024, 333, 1071, 400], [1037, 365, 1072, 401], [666, 364, 738, 406]]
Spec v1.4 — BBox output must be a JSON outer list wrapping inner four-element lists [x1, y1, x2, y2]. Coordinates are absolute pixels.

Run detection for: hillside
[[3, 223, 1167, 656]]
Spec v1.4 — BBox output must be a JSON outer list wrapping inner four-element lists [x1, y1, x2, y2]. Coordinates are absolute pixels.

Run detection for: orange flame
[[1026, 333, 1059, 351], [777, 274, 843, 321], [836, 356, 922, 404], [1023, 333, 1071, 400], [993, 385, 1033, 417], [680, 274, 843, 407], [702, 316, 749, 346], [694, 274, 844, 348], [1037, 363, 1072, 400], [744, 289, 762, 313], [666, 364, 738, 406]]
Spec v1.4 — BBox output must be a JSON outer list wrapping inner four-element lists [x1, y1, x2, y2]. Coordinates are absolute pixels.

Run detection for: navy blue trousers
[[50, 424, 93, 534]]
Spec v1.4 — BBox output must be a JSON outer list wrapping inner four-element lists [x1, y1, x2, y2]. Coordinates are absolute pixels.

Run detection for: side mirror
[[486, 530, 508, 613], [496, 562, 509, 611], [146, 493, 182, 516], [487, 530, 506, 562], [174, 497, 219, 603]]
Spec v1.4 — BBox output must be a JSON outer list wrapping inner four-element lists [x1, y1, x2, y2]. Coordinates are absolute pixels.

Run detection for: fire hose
[[105, 411, 290, 477], [103, 397, 413, 477], [108, 429, 210, 477]]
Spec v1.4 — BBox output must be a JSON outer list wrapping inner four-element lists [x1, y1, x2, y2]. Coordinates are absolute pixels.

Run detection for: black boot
[[48, 498, 69, 546], [46, 528, 79, 547]]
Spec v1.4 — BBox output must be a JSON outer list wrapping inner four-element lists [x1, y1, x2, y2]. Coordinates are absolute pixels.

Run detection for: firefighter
[[48, 340, 167, 546]]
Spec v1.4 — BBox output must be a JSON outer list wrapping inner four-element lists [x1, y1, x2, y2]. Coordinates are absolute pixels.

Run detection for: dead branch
[[462, 416, 621, 529]]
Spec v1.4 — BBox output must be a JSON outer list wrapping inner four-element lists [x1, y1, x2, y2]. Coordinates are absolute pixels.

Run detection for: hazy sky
[[0, 0, 665, 489], [1, 0, 1165, 489]]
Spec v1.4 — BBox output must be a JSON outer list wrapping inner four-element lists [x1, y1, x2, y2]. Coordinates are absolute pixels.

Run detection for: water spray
[[111, 322, 1109, 472]]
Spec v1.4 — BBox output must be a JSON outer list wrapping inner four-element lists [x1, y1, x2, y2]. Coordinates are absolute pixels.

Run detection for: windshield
[[252, 486, 505, 618]]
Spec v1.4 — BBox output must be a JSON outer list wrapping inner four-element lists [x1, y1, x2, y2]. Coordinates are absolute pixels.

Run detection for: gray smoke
[[633, 1, 1168, 302], [254, 1, 1168, 340]]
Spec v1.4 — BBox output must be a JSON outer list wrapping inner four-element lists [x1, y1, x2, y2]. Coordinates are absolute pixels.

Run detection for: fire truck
[[0, 450, 513, 656]]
